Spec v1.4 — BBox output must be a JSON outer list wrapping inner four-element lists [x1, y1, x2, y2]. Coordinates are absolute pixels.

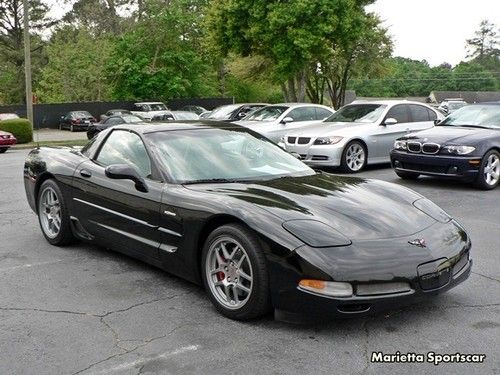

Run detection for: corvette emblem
[[408, 239, 427, 248]]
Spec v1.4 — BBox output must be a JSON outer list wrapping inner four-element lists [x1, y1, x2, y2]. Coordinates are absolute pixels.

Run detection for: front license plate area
[[417, 258, 451, 290]]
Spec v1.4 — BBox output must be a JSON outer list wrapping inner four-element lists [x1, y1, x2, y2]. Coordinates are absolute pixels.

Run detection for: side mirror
[[237, 112, 247, 119], [105, 164, 148, 193], [282, 117, 294, 124], [383, 118, 398, 126]]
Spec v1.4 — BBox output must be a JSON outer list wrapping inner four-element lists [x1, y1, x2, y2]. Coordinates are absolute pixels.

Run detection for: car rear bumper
[[0, 137, 17, 147], [390, 151, 481, 181]]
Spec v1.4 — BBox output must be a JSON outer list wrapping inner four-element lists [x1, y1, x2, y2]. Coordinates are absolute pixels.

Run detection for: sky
[[368, 0, 500, 66], [45, 0, 500, 67]]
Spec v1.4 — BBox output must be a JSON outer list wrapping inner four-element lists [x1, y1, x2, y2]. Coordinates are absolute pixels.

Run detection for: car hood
[[403, 126, 498, 145], [284, 122, 370, 137], [234, 120, 280, 128], [186, 173, 437, 241]]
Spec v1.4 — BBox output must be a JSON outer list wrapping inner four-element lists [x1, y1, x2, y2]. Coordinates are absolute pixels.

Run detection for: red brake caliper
[[216, 253, 226, 281]]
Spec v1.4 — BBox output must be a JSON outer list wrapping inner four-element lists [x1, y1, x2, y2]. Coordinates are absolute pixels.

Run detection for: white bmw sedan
[[280, 100, 443, 172]]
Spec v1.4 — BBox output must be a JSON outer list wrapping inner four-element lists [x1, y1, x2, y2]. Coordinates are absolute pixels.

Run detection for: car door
[[71, 129, 164, 262], [374, 104, 413, 159]]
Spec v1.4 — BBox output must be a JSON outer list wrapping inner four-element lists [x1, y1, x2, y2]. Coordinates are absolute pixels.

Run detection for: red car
[[0, 130, 17, 153]]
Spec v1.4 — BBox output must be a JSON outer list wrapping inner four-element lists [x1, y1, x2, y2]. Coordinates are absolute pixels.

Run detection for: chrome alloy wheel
[[39, 187, 61, 239], [484, 153, 499, 186], [205, 237, 253, 310], [346, 143, 366, 171]]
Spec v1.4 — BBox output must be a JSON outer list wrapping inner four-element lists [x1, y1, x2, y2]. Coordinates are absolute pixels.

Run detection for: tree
[[0, 0, 51, 103], [206, 0, 385, 104], [36, 26, 114, 102], [107, 0, 216, 100], [466, 20, 499, 60]]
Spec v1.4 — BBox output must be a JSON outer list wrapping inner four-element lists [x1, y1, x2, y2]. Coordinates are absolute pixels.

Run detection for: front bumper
[[284, 142, 344, 167], [390, 150, 481, 181], [268, 220, 472, 321]]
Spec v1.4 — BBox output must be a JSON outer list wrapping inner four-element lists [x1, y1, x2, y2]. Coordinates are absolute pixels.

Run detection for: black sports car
[[24, 121, 472, 321], [86, 114, 144, 139], [391, 103, 500, 189]]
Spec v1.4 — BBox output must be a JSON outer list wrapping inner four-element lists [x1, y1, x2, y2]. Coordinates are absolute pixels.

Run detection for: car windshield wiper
[[183, 178, 241, 185], [458, 125, 490, 129]]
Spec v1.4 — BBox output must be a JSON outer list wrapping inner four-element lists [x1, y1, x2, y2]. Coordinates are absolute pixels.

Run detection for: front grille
[[407, 142, 422, 153], [422, 143, 440, 154], [297, 137, 311, 145], [402, 162, 447, 174], [287, 136, 297, 144]]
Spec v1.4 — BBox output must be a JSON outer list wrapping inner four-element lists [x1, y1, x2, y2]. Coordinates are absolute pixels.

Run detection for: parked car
[[59, 111, 97, 132], [87, 114, 145, 139], [0, 113, 20, 121], [180, 105, 208, 115], [100, 109, 131, 122], [205, 103, 268, 122], [280, 101, 442, 172], [151, 111, 200, 121], [130, 102, 170, 121], [24, 121, 471, 321], [391, 103, 500, 190], [0, 130, 17, 153], [438, 99, 467, 115], [235, 103, 335, 143]]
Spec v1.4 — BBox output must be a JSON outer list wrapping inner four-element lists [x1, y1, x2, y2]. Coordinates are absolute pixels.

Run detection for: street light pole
[[23, 0, 34, 128]]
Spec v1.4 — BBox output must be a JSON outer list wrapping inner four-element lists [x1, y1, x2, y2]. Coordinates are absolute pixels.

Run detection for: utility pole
[[23, 0, 34, 127]]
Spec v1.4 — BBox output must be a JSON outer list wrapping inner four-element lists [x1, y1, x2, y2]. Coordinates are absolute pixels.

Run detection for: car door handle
[[80, 169, 92, 178]]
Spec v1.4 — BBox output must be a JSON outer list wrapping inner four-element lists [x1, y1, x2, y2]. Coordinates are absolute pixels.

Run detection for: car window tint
[[315, 108, 333, 120], [288, 107, 316, 121], [104, 118, 122, 125], [409, 105, 430, 122], [96, 130, 152, 178], [427, 108, 437, 120], [386, 105, 410, 123]]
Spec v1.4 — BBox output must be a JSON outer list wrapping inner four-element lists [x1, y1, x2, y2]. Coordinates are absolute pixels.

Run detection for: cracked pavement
[[1, 149, 499, 375]]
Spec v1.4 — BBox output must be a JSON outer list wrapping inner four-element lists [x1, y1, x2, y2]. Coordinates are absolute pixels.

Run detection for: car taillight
[[91, 118, 96, 122], [72, 119, 81, 124]]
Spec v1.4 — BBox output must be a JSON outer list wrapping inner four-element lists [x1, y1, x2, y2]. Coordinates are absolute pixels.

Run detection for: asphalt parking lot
[[0, 149, 498, 375]]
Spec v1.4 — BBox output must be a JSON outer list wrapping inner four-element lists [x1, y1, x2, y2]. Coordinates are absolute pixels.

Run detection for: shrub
[[0, 118, 33, 144]]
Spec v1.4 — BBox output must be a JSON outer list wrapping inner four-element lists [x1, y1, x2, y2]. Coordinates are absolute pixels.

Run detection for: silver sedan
[[280, 100, 443, 172]]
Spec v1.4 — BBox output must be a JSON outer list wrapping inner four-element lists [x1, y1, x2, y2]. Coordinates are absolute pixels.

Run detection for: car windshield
[[207, 105, 241, 119], [149, 103, 167, 111], [122, 115, 143, 123], [438, 105, 500, 129], [146, 128, 314, 183], [324, 104, 386, 123], [172, 111, 199, 120], [73, 111, 92, 118], [244, 106, 289, 122]]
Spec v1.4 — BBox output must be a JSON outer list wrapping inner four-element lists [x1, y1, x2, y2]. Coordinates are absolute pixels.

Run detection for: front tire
[[395, 170, 420, 180], [37, 179, 75, 245], [201, 224, 270, 320], [474, 150, 500, 190], [0, 148, 7, 154], [340, 141, 367, 173]]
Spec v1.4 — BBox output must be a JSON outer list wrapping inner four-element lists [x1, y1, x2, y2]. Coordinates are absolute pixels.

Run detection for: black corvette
[[24, 121, 472, 321], [391, 103, 500, 189]]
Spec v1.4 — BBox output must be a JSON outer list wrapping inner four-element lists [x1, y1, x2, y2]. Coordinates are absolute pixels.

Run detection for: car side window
[[315, 108, 333, 120], [427, 108, 437, 121], [96, 130, 152, 178], [288, 107, 316, 121], [409, 105, 430, 122], [386, 105, 410, 124]]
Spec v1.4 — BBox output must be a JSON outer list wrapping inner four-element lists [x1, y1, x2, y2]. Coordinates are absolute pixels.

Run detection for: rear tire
[[201, 224, 271, 320], [37, 179, 76, 246], [340, 141, 367, 173], [395, 170, 420, 180], [0, 148, 7, 154], [474, 150, 500, 190]]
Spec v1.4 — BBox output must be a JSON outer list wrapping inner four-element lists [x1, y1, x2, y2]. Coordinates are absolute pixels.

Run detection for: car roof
[[114, 120, 245, 134], [350, 99, 433, 106], [134, 102, 165, 105]]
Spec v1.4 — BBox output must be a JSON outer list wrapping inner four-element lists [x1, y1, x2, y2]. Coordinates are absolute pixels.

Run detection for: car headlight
[[283, 219, 351, 247], [314, 136, 343, 145], [299, 279, 353, 297], [442, 145, 476, 155], [394, 140, 408, 151], [413, 198, 451, 223]]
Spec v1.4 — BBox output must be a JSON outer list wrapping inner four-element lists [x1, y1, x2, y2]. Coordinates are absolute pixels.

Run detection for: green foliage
[[36, 27, 114, 102], [108, 0, 217, 100], [0, 118, 33, 143]]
